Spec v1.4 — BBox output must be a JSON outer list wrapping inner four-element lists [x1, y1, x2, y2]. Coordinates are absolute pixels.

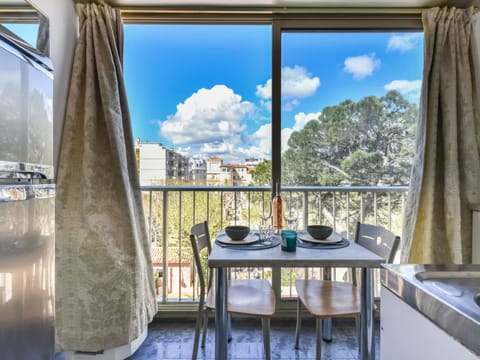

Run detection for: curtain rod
[[119, 4, 479, 24], [120, 6, 429, 23], [120, 6, 426, 15]]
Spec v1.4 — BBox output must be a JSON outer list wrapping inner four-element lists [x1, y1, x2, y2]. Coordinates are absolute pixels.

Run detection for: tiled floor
[[125, 317, 380, 360]]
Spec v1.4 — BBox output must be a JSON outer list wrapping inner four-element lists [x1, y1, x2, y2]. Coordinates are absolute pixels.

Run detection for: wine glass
[[259, 203, 272, 225], [285, 207, 298, 231]]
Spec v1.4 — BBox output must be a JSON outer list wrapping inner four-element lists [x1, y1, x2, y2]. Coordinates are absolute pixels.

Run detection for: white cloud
[[260, 99, 272, 112], [256, 65, 320, 102], [279, 111, 322, 153], [199, 141, 233, 155], [282, 65, 320, 98], [282, 99, 300, 112], [384, 80, 422, 95], [252, 123, 271, 155], [160, 84, 254, 145], [256, 79, 271, 99], [387, 34, 422, 53], [281, 128, 294, 153], [343, 53, 380, 80], [293, 112, 321, 131]]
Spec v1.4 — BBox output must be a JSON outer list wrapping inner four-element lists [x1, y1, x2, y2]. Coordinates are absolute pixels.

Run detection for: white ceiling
[[110, 0, 479, 8]]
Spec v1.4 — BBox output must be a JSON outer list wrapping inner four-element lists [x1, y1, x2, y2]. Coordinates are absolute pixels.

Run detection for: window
[[123, 13, 423, 302], [271, 23, 423, 299], [280, 31, 423, 187], [124, 24, 272, 187]]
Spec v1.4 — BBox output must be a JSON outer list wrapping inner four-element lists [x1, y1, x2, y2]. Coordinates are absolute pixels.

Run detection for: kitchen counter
[[381, 264, 480, 357]]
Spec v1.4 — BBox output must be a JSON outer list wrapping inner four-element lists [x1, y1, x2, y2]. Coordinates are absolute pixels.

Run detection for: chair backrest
[[354, 222, 400, 263], [189, 221, 213, 299]]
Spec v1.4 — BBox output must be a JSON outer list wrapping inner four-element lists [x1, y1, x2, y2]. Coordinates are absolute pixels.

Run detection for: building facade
[[135, 140, 188, 185], [206, 156, 223, 186], [188, 157, 207, 184]]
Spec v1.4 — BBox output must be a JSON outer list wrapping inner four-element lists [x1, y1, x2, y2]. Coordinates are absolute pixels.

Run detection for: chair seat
[[295, 279, 360, 317], [207, 279, 275, 317]]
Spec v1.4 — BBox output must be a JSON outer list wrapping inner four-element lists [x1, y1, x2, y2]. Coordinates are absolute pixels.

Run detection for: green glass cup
[[281, 230, 297, 252]]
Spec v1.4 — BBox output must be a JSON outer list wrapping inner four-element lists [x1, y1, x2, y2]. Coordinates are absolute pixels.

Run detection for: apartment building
[[188, 157, 207, 184], [135, 140, 188, 185]]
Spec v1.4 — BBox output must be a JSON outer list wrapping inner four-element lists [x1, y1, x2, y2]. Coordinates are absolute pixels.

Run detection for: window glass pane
[[2, 23, 39, 48], [124, 24, 272, 302], [281, 32, 423, 187], [279, 31, 423, 298], [124, 24, 272, 187]]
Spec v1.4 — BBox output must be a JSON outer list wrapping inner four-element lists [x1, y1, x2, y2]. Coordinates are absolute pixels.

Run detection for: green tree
[[282, 90, 418, 186], [251, 160, 272, 185]]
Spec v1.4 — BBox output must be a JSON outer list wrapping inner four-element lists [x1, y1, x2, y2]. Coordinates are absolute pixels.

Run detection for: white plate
[[297, 230, 343, 244], [216, 233, 259, 245]]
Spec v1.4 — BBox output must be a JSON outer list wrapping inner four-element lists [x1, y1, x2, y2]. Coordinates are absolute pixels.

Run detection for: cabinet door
[[381, 286, 478, 360]]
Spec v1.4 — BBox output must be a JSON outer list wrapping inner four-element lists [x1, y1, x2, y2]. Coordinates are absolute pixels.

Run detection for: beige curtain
[[55, 2, 156, 352], [402, 6, 480, 264]]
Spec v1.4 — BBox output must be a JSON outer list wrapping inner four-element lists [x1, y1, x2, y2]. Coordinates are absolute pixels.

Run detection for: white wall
[[29, 0, 77, 170]]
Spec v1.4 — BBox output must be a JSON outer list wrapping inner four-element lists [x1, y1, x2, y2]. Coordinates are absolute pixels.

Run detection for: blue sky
[[125, 25, 423, 163], [3, 23, 38, 48]]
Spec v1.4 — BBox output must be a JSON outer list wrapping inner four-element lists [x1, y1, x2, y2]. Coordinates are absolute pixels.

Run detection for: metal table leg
[[322, 267, 332, 341], [360, 267, 375, 360], [215, 267, 228, 359]]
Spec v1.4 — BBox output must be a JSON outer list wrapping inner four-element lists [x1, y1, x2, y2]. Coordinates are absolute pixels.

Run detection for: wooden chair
[[190, 221, 276, 360], [294, 222, 399, 360]]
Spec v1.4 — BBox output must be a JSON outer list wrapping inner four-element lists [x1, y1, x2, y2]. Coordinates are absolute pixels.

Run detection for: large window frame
[[122, 8, 423, 310], [271, 14, 422, 193]]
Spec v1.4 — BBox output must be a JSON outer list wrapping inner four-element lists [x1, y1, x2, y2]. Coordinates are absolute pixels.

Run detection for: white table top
[[209, 236, 385, 268]]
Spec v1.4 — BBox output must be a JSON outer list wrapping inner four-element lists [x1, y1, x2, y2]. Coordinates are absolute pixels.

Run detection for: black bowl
[[225, 225, 250, 241], [306, 225, 333, 240]]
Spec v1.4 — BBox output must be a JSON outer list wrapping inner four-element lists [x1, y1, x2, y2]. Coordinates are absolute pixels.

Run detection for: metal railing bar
[[207, 192, 210, 226], [347, 192, 350, 237], [388, 193, 392, 230], [178, 191, 182, 301], [149, 190, 153, 242], [248, 191, 251, 226], [192, 190, 196, 226], [333, 192, 337, 230], [141, 185, 408, 192], [220, 191, 224, 229], [360, 192, 364, 222], [303, 191, 308, 229], [162, 190, 168, 302], [234, 191, 237, 225]]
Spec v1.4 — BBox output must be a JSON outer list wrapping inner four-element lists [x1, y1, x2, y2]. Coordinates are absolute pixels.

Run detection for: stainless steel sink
[[474, 293, 480, 307], [382, 264, 480, 357], [415, 271, 480, 322]]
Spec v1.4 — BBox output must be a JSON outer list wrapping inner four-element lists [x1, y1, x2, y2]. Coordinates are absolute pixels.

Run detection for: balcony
[[141, 185, 407, 311]]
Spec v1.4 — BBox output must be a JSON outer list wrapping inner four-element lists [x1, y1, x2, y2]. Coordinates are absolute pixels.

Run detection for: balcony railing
[[141, 185, 408, 310]]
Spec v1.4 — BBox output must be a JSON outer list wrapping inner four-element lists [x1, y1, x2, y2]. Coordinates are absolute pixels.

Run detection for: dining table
[[208, 231, 385, 360]]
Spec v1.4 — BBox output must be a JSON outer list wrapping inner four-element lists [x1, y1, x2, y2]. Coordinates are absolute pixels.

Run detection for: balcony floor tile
[[55, 317, 379, 359], [127, 317, 379, 360]]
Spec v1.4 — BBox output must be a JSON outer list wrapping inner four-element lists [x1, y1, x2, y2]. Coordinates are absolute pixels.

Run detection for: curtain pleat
[[401, 6, 480, 264], [55, 2, 156, 351]]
